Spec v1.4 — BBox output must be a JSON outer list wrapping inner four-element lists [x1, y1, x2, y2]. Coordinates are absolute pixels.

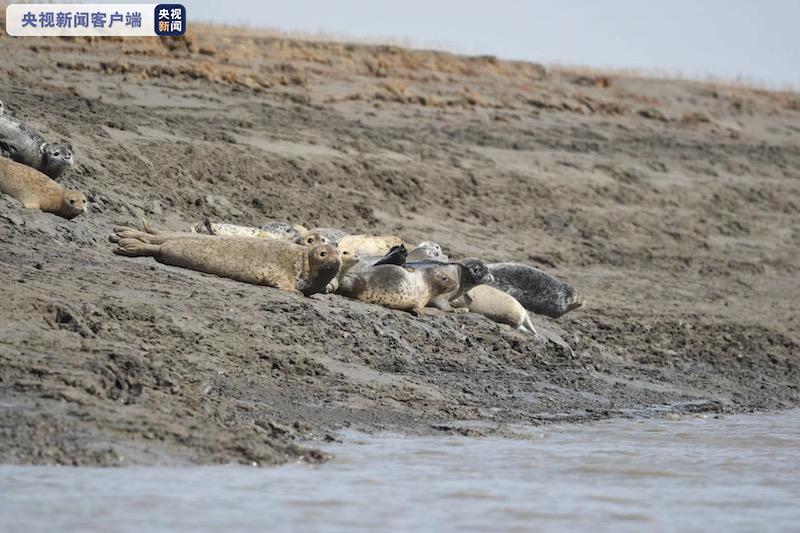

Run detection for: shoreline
[[1, 27, 799, 466]]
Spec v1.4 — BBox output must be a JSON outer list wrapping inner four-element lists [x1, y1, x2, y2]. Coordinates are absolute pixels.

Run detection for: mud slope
[[1, 28, 799, 465]]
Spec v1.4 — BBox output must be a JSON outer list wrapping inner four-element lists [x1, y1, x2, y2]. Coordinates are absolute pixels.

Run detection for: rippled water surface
[[2, 410, 799, 532]]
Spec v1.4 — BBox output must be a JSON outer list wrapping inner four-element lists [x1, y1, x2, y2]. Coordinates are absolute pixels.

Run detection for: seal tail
[[113, 238, 160, 257]]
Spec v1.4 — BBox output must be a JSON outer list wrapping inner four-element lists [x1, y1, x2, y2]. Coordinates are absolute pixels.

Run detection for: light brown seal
[[452, 285, 539, 337], [337, 234, 406, 258], [111, 229, 340, 296], [336, 264, 458, 313], [296, 227, 348, 246], [0, 157, 86, 219], [137, 220, 327, 247]]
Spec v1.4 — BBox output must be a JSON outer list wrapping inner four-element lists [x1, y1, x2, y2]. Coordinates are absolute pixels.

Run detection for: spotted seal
[[296, 227, 348, 246], [487, 263, 583, 318], [406, 241, 449, 262], [404, 258, 493, 311], [191, 219, 305, 241], [0, 157, 86, 219], [336, 263, 458, 313], [111, 227, 340, 296], [0, 101, 74, 179]]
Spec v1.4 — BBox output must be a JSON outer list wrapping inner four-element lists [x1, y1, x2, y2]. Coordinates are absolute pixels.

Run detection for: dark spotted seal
[[0, 102, 74, 179], [487, 263, 583, 318]]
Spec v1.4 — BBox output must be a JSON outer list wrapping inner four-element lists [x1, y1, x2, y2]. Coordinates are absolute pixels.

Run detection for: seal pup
[[0, 157, 86, 219], [112, 233, 340, 296], [325, 250, 362, 294], [407, 241, 449, 262], [452, 285, 539, 337], [488, 263, 583, 318], [0, 105, 75, 179], [296, 227, 348, 246], [336, 264, 458, 313], [337, 234, 406, 258], [403, 258, 493, 311]]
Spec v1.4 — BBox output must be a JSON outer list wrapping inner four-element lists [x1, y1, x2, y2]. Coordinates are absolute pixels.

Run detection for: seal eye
[[320, 251, 327, 258], [307, 238, 314, 244], [342, 251, 350, 256], [69, 199, 75, 205]]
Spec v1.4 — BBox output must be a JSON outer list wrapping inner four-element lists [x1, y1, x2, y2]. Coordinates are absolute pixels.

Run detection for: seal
[[407, 241, 449, 262], [487, 263, 583, 318], [111, 230, 340, 296], [190, 219, 304, 241], [404, 258, 493, 311], [141, 220, 326, 247], [0, 157, 86, 219], [337, 234, 407, 259], [296, 227, 348, 246], [336, 263, 458, 313], [0, 104, 75, 179], [325, 249, 362, 294], [452, 285, 539, 337]]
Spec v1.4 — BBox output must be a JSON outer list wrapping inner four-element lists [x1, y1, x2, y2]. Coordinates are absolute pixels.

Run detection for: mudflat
[[0, 26, 798, 465]]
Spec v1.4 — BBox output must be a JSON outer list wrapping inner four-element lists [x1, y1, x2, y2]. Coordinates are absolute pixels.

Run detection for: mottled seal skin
[[407, 241, 449, 262], [404, 258, 493, 311], [0, 157, 86, 219], [0, 105, 74, 179], [337, 234, 406, 258], [488, 263, 583, 318], [296, 227, 348, 246], [141, 220, 326, 247], [261, 221, 306, 241], [452, 285, 539, 337], [189, 219, 302, 241], [112, 231, 340, 296], [336, 264, 458, 313]]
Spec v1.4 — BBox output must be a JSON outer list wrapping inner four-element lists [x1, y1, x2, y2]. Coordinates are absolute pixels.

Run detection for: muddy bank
[[1, 28, 799, 465]]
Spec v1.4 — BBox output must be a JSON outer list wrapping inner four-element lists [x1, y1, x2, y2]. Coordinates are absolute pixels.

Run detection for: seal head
[[41, 142, 74, 180], [60, 189, 88, 219], [302, 243, 341, 296]]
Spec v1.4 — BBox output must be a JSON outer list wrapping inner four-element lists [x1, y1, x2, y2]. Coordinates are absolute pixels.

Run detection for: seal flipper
[[373, 244, 408, 267]]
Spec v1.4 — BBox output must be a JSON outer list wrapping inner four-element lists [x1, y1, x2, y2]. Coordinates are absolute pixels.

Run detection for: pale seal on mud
[[336, 263, 458, 313], [488, 263, 583, 318], [296, 227, 348, 246], [337, 234, 406, 258], [111, 227, 340, 296], [406, 241, 449, 262], [0, 157, 86, 219], [191, 219, 304, 241], [452, 284, 539, 337], [0, 104, 75, 179]]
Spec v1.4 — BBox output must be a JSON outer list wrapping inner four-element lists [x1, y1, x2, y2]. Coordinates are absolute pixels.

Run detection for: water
[[1, 411, 799, 532]]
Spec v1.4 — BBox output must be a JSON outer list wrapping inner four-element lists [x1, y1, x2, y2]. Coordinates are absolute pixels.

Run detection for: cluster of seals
[[0, 100, 75, 180], [487, 263, 583, 318], [109, 215, 582, 346], [110, 224, 340, 296], [0, 157, 86, 219]]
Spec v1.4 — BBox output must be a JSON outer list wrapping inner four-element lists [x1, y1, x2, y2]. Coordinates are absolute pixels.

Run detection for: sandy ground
[[0, 26, 799, 465]]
